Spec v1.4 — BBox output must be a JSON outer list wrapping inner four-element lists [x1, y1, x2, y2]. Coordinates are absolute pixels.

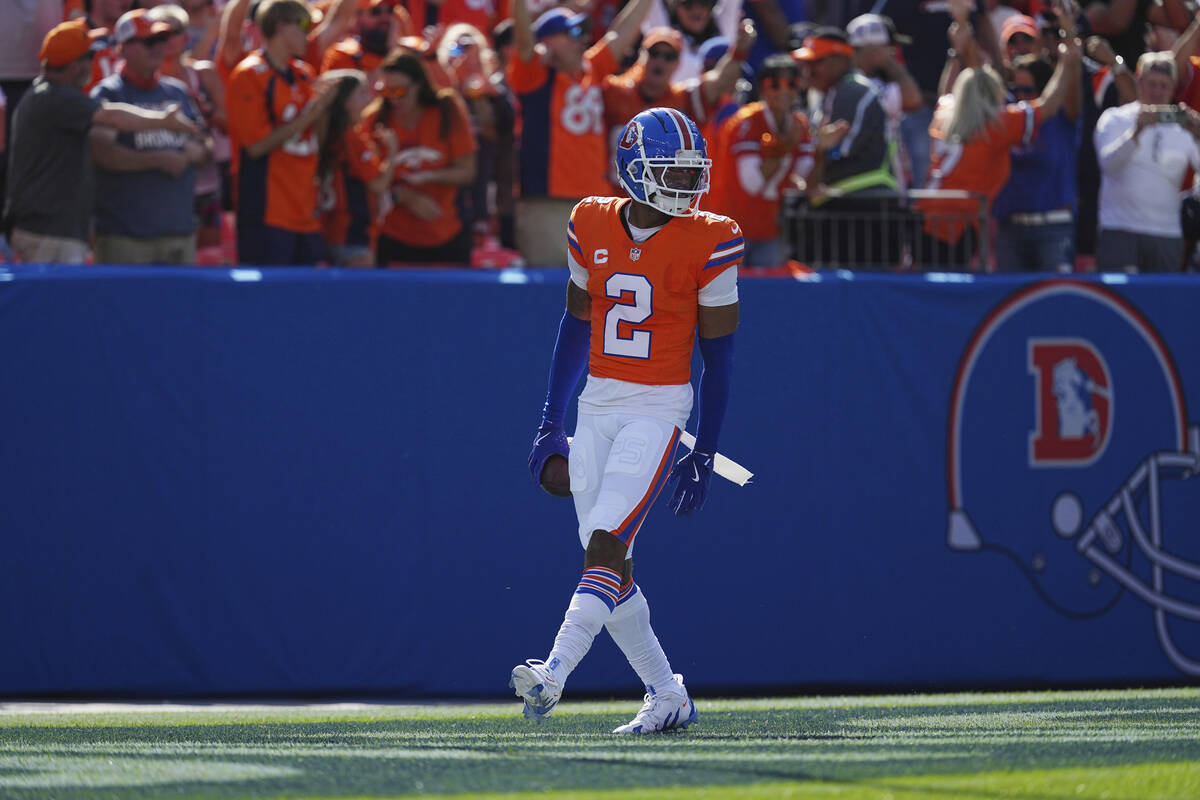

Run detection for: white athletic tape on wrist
[[566, 432, 754, 486]]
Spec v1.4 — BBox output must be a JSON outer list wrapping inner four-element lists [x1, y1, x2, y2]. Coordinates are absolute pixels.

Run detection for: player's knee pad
[[579, 489, 627, 548]]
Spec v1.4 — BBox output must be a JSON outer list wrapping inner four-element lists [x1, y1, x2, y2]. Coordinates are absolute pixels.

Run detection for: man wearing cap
[[602, 22, 755, 174], [794, 26, 902, 268], [90, 9, 212, 265], [508, 0, 652, 265], [1000, 14, 1040, 67], [1094, 50, 1200, 271], [847, 13, 921, 192], [3, 19, 199, 264]]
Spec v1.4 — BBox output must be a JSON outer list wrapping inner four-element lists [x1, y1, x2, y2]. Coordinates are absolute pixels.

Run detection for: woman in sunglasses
[[365, 47, 478, 266]]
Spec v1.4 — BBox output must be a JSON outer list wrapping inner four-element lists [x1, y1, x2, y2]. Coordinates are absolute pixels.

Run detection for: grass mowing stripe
[[177, 761, 1200, 800], [0, 689, 1197, 799]]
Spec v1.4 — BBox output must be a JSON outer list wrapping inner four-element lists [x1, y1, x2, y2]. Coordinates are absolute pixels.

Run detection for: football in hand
[[540, 454, 571, 498]]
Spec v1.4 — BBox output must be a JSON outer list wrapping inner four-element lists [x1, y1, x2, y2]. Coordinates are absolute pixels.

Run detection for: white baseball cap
[[846, 14, 911, 48]]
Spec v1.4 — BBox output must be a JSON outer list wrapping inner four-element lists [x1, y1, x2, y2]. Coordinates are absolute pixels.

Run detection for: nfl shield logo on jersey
[[630, 247, 642, 261]]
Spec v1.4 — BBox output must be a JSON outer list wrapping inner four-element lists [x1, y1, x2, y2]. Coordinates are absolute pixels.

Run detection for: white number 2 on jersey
[[603, 274, 652, 359]]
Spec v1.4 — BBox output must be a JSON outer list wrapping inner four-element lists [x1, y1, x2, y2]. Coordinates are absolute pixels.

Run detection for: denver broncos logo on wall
[[946, 279, 1200, 674], [1027, 338, 1113, 466]]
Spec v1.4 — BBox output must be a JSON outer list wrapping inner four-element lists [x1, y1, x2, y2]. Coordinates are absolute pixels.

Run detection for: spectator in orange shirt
[[603, 22, 755, 184], [85, 0, 134, 91], [918, 13, 1079, 269], [507, 0, 653, 265], [707, 53, 814, 266], [366, 48, 478, 265], [317, 69, 395, 265], [319, 0, 414, 78], [226, 0, 337, 265]]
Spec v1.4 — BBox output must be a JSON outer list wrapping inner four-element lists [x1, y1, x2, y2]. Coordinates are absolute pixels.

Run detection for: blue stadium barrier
[[2, 265, 1199, 697]]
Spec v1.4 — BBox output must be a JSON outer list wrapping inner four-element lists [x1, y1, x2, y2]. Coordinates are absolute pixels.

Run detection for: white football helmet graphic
[[947, 280, 1200, 674]]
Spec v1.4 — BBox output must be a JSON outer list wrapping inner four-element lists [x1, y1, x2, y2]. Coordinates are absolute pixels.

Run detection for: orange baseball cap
[[792, 32, 854, 62], [642, 27, 683, 53], [40, 19, 105, 68]]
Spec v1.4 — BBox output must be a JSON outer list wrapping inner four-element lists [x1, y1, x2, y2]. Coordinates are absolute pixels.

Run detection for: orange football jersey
[[920, 98, 1042, 244], [707, 101, 811, 241], [320, 125, 386, 247], [366, 96, 478, 247], [568, 196, 743, 386], [227, 51, 321, 232], [508, 41, 618, 198]]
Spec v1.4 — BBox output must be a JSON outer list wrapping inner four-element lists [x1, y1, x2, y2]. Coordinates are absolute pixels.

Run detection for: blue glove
[[528, 421, 570, 485], [667, 449, 714, 515]]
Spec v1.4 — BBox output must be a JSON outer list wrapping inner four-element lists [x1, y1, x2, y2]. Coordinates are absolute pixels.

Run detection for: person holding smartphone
[[1094, 51, 1200, 272]]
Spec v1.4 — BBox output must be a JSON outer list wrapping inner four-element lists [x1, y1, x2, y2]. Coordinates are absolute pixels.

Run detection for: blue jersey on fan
[[90, 73, 201, 239]]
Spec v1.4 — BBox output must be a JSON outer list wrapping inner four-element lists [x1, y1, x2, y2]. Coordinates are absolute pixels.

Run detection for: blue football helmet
[[615, 107, 711, 217]]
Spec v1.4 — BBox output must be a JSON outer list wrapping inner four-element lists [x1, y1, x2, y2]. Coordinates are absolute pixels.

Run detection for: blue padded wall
[[1, 266, 1198, 696]]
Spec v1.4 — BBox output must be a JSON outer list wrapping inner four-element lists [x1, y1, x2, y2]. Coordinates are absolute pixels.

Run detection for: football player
[[513, 107, 742, 734]]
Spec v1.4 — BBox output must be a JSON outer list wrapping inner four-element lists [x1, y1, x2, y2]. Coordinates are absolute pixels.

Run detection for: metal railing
[[781, 189, 991, 272]]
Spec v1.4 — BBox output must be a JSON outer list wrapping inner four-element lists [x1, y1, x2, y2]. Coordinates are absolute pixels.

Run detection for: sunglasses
[[135, 33, 171, 46], [646, 47, 679, 61], [376, 83, 411, 98], [367, 5, 392, 15], [1012, 84, 1038, 97], [679, 0, 716, 8], [284, 15, 312, 30], [448, 39, 477, 57], [761, 75, 801, 90]]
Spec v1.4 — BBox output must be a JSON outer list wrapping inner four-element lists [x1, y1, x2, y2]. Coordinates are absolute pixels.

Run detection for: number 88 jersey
[[567, 196, 743, 387]]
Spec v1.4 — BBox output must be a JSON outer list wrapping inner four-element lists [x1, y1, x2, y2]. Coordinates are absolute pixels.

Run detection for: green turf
[[1, 688, 1198, 799]]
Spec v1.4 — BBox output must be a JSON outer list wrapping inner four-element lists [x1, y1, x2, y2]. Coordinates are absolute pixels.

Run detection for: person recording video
[[1094, 51, 1200, 272]]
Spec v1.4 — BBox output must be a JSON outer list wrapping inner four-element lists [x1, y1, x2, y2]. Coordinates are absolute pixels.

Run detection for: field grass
[[2, 688, 1199, 799]]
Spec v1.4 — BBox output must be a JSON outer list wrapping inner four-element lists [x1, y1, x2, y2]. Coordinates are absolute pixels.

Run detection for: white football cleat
[[509, 659, 563, 722], [612, 673, 698, 734]]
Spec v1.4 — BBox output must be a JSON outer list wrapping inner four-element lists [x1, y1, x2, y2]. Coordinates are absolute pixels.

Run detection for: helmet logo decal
[[619, 121, 641, 151], [1028, 339, 1113, 467]]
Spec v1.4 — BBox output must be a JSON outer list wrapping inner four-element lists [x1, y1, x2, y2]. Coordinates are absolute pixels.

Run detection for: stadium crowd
[[4, 0, 1200, 271]]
